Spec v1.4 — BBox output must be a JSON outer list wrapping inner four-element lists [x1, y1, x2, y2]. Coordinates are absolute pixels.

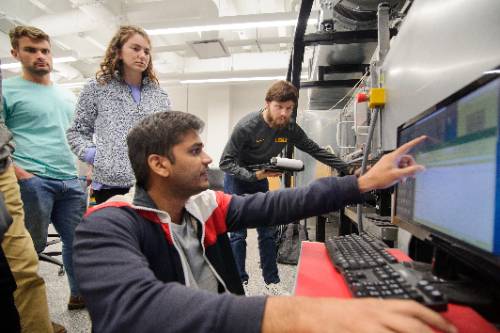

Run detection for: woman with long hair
[[67, 25, 171, 204]]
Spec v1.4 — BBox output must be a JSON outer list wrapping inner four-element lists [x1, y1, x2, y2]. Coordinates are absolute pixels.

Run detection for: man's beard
[[169, 177, 208, 198], [26, 64, 51, 76], [266, 112, 290, 129]]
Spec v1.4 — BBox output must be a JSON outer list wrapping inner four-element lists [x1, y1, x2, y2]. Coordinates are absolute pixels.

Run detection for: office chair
[[38, 232, 65, 276]]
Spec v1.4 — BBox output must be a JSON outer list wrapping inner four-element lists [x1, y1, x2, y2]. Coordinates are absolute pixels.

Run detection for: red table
[[294, 241, 498, 333]]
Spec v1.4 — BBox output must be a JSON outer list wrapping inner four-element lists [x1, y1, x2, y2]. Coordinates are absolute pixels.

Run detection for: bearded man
[[219, 80, 350, 295]]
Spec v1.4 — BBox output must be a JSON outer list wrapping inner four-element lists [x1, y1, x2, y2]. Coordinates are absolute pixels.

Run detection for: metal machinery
[[289, 0, 500, 249], [284, 0, 500, 321], [291, 0, 406, 243]]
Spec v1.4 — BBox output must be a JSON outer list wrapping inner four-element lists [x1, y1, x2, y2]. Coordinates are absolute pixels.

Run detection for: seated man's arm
[[226, 175, 362, 231], [226, 135, 428, 232], [73, 207, 267, 333]]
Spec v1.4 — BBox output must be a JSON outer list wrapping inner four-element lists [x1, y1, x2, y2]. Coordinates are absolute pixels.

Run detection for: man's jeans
[[224, 174, 279, 285], [19, 175, 86, 297]]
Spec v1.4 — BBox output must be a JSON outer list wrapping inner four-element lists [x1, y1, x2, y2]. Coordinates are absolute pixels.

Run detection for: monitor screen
[[395, 76, 500, 255]]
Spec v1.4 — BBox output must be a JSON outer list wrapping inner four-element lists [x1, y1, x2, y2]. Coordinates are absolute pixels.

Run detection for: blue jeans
[[18, 176, 86, 297], [224, 174, 279, 285]]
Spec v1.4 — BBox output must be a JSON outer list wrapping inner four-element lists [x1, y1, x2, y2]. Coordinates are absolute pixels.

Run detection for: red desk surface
[[294, 241, 498, 333]]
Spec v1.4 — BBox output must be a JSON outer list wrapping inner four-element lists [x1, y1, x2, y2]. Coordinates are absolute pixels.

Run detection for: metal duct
[[307, 0, 405, 110], [321, 0, 405, 30], [341, 0, 404, 11]]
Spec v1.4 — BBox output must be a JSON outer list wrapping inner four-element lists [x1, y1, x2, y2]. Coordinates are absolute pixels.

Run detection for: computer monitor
[[394, 69, 500, 266]]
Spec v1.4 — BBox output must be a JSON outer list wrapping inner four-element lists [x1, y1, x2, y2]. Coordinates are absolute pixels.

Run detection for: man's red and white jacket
[[73, 175, 362, 333]]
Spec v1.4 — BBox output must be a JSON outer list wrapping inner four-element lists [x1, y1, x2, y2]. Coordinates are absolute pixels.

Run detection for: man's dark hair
[[127, 111, 205, 189], [265, 80, 298, 106]]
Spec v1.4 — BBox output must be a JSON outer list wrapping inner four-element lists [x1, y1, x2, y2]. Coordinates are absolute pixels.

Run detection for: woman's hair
[[96, 25, 159, 85]]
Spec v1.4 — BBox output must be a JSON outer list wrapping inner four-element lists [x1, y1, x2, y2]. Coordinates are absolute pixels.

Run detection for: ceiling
[[0, 0, 320, 87]]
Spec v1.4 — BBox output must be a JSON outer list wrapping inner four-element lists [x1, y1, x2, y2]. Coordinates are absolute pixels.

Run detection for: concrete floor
[[39, 228, 299, 332]]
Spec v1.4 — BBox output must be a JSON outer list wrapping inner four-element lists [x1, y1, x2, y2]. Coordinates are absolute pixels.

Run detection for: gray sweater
[[67, 77, 171, 187]]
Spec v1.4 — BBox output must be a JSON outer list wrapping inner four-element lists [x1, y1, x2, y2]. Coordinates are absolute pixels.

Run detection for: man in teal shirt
[[2, 25, 86, 311]]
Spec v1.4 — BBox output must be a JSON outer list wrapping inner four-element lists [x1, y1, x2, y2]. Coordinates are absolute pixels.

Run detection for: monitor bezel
[[395, 66, 500, 264]]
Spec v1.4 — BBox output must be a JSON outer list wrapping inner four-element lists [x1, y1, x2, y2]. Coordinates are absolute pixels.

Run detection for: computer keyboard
[[325, 233, 448, 312], [326, 233, 398, 270]]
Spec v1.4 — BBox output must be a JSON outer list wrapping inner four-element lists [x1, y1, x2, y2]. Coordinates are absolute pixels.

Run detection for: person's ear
[[147, 154, 171, 178], [11, 48, 19, 60], [264, 100, 270, 111]]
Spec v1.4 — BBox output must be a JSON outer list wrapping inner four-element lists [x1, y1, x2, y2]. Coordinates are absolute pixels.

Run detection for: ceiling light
[[0, 56, 78, 70], [147, 18, 318, 36], [180, 75, 307, 84], [54, 56, 78, 64], [0, 63, 23, 70], [180, 76, 285, 84], [58, 74, 309, 87]]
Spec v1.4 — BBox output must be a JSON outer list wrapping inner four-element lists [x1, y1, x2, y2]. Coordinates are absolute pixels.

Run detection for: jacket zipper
[[196, 216, 229, 292]]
